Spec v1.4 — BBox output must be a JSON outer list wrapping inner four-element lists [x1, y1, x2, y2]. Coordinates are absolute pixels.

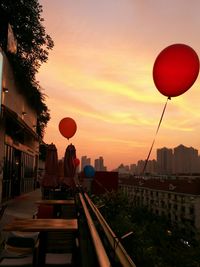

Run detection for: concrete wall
[[2, 52, 37, 130], [0, 51, 40, 201]]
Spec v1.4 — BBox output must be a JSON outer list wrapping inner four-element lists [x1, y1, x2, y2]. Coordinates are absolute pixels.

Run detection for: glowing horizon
[[37, 0, 200, 170]]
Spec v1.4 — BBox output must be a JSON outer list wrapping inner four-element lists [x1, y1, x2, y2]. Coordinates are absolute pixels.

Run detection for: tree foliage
[[0, 0, 54, 137], [93, 191, 200, 267]]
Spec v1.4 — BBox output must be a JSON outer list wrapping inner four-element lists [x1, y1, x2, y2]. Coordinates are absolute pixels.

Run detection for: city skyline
[[37, 1, 200, 170], [81, 144, 200, 174], [80, 155, 107, 171]]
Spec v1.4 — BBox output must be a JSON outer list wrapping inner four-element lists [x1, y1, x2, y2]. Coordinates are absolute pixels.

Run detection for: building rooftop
[[120, 177, 200, 195]]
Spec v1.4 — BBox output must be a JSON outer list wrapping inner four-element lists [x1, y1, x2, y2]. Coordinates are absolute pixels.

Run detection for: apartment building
[[94, 156, 107, 171], [119, 177, 200, 233], [156, 145, 200, 175], [173, 145, 199, 173], [157, 147, 173, 174]]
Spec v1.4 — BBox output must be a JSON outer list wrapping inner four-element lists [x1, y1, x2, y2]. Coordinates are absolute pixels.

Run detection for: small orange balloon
[[59, 117, 77, 139]]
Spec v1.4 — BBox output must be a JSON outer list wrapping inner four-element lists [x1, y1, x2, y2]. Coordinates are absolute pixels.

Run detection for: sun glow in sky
[[37, 0, 200, 170]]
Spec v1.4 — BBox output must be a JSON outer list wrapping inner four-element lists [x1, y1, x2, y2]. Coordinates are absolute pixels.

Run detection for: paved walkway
[[0, 189, 42, 239]]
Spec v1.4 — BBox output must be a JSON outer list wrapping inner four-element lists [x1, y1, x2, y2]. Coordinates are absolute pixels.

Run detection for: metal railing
[[83, 192, 136, 267], [79, 193, 112, 267], [76, 183, 136, 267]]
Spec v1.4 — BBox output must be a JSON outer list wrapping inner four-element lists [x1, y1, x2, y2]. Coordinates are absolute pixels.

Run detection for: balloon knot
[[168, 96, 171, 100]]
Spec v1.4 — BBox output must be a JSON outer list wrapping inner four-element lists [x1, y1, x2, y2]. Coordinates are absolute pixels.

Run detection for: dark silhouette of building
[[91, 171, 118, 195]]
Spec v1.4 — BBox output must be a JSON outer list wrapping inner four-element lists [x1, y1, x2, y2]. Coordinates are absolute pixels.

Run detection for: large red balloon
[[153, 44, 199, 97], [59, 117, 77, 139]]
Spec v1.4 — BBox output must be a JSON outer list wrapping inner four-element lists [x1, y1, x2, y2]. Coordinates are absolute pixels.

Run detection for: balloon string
[[141, 97, 171, 176]]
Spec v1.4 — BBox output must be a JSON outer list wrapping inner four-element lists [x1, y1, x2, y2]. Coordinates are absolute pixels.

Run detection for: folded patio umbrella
[[62, 144, 76, 188], [41, 143, 59, 189]]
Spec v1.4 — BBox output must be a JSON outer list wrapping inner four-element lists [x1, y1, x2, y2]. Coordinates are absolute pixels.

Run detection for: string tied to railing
[[113, 231, 134, 261]]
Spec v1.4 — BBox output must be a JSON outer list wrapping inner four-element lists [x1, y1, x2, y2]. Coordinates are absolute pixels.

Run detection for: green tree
[[0, 0, 53, 137], [93, 191, 200, 267]]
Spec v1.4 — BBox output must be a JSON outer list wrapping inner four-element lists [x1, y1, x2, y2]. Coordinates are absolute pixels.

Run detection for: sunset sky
[[37, 0, 200, 170]]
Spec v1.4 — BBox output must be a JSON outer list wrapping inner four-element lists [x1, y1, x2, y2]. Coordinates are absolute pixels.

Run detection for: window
[[161, 201, 165, 208], [189, 207, 194, 215], [181, 196, 185, 203], [155, 209, 159, 215], [23, 152, 34, 179], [181, 206, 185, 213]]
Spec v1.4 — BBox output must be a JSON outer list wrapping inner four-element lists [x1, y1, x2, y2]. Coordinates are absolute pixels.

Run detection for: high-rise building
[[173, 144, 199, 174], [94, 158, 99, 171], [157, 147, 173, 174], [81, 156, 91, 171], [136, 160, 145, 175], [130, 164, 137, 174], [146, 159, 157, 174], [117, 164, 129, 175], [94, 156, 106, 171]]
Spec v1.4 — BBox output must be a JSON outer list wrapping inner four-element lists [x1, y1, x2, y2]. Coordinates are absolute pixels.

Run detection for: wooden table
[[35, 200, 76, 218], [3, 218, 78, 267]]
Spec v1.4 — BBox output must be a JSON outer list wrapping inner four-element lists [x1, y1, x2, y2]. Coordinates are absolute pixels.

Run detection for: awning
[[2, 104, 39, 140]]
